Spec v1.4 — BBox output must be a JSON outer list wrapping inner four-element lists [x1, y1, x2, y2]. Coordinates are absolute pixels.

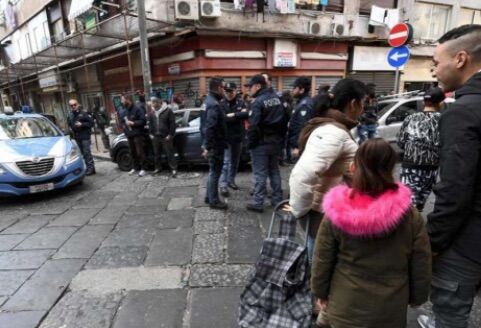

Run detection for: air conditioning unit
[[331, 16, 345, 37], [308, 21, 321, 35], [201, 0, 221, 17], [175, 0, 199, 20]]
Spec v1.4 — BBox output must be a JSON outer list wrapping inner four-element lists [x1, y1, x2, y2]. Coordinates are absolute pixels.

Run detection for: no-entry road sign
[[388, 23, 413, 48]]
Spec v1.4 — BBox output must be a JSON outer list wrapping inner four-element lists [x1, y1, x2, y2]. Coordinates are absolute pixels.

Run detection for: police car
[[0, 109, 85, 196]]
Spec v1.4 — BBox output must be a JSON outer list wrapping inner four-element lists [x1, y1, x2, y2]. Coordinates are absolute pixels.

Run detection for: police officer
[[203, 77, 228, 210], [68, 99, 95, 175], [245, 74, 288, 212], [287, 76, 314, 159], [219, 82, 248, 197]]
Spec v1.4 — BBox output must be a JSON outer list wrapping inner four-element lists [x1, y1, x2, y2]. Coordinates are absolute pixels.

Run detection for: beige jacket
[[289, 121, 358, 218]]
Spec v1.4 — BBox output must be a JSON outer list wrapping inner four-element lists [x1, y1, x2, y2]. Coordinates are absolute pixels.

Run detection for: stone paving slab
[[89, 205, 130, 225], [116, 215, 159, 229], [134, 197, 163, 207], [192, 233, 225, 264], [138, 184, 165, 198], [167, 197, 193, 210], [15, 227, 77, 250], [163, 186, 198, 198], [112, 290, 187, 328], [158, 209, 194, 229], [39, 291, 122, 328], [125, 204, 167, 215], [194, 220, 225, 235], [70, 266, 184, 295], [227, 225, 263, 264], [48, 208, 100, 227], [0, 250, 54, 270], [0, 311, 46, 328], [190, 287, 243, 328], [85, 246, 148, 269], [194, 208, 227, 222], [72, 199, 110, 209], [1, 215, 53, 234], [53, 225, 113, 259], [0, 215, 22, 232], [144, 228, 193, 266], [101, 227, 155, 248], [0, 234, 29, 251], [189, 264, 254, 287], [3, 259, 85, 311], [0, 270, 34, 296]]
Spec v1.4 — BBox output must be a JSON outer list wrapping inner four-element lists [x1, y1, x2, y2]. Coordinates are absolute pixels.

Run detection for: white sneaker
[[128, 169, 136, 175], [138, 170, 146, 177], [417, 314, 435, 328]]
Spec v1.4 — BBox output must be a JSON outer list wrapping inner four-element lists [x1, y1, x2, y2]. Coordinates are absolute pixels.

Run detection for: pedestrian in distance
[[287, 78, 366, 266], [280, 90, 294, 165], [147, 96, 178, 178], [417, 24, 481, 328], [203, 77, 228, 210], [398, 87, 444, 212], [357, 87, 379, 144], [93, 105, 110, 151], [245, 74, 288, 213], [287, 76, 314, 160], [317, 83, 330, 96], [120, 94, 148, 177], [219, 82, 248, 197], [68, 98, 95, 176], [311, 138, 432, 328]]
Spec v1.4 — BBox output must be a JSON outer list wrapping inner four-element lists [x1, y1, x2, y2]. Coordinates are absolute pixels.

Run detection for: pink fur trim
[[322, 183, 412, 236]]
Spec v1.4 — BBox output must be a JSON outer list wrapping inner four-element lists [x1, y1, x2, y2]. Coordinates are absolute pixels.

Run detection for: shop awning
[[68, 0, 95, 20]]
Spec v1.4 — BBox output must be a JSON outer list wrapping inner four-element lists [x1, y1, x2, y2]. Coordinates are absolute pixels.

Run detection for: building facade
[[0, 0, 479, 125]]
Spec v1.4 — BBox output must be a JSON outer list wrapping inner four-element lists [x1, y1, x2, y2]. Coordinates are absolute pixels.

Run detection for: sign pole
[[394, 67, 400, 94]]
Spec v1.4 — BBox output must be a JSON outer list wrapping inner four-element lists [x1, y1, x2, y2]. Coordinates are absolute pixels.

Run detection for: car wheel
[[116, 147, 133, 171]]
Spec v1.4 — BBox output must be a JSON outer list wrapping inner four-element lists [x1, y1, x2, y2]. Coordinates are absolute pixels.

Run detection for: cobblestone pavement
[[0, 161, 479, 327]]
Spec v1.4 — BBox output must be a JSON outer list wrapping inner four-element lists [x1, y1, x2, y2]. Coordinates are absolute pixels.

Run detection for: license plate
[[29, 183, 54, 194]]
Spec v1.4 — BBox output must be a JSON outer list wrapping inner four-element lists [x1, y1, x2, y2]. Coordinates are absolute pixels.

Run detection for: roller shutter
[[347, 71, 396, 94]]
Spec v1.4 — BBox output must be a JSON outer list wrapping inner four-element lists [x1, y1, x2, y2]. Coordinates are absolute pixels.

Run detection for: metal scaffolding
[[0, 11, 178, 107]]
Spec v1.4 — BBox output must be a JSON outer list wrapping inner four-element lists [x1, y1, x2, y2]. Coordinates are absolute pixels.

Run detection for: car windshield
[[377, 102, 398, 117], [0, 117, 60, 140]]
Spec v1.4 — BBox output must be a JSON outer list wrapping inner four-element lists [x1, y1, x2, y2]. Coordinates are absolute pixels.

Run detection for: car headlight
[[66, 145, 81, 165]]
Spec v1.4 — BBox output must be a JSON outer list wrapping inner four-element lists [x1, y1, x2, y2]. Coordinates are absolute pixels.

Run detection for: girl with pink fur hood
[[311, 139, 432, 328]]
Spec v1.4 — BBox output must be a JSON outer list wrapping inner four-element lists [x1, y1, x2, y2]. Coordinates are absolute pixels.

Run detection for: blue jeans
[[357, 124, 377, 144], [77, 138, 94, 172], [220, 141, 242, 188], [250, 144, 283, 208], [206, 150, 224, 204]]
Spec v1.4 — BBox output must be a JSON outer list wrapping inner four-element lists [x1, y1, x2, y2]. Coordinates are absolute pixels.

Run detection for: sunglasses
[[69, 104, 78, 107]]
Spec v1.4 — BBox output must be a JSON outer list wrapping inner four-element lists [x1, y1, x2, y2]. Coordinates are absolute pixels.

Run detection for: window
[[459, 8, 481, 26], [387, 101, 419, 123], [0, 118, 60, 140], [174, 112, 185, 128], [188, 110, 201, 127], [412, 2, 450, 41]]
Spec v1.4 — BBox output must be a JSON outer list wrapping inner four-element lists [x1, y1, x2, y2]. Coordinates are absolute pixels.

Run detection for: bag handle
[[268, 200, 310, 247]]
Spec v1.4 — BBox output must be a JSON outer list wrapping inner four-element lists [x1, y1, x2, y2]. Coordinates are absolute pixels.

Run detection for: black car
[[110, 108, 250, 171]]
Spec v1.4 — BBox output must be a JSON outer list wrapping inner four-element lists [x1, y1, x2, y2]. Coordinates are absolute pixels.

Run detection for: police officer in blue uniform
[[68, 99, 95, 175], [287, 76, 314, 160], [203, 77, 228, 210], [245, 75, 288, 212], [219, 82, 248, 197]]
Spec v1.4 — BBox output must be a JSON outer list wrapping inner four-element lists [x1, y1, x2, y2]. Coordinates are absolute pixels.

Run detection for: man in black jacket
[[148, 96, 177, 177], [287, 76, 314, 159], [120, 95, 147, 177], [204, 77, 228, 209], [68, 99, 95, 175], [417, 24, 481, 328], [219, 82, 248, 196], [245, 75, 288, 212]]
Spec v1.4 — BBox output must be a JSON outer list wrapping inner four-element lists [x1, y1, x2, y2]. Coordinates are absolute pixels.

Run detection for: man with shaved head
[[418, 25, 481, 328]]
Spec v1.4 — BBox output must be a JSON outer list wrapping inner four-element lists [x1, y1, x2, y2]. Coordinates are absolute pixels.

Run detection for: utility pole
[[137, 0, 152, 98]]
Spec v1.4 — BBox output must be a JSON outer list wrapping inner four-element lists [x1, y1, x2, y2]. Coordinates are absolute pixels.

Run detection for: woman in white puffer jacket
[[287, 78, 368, 263]]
